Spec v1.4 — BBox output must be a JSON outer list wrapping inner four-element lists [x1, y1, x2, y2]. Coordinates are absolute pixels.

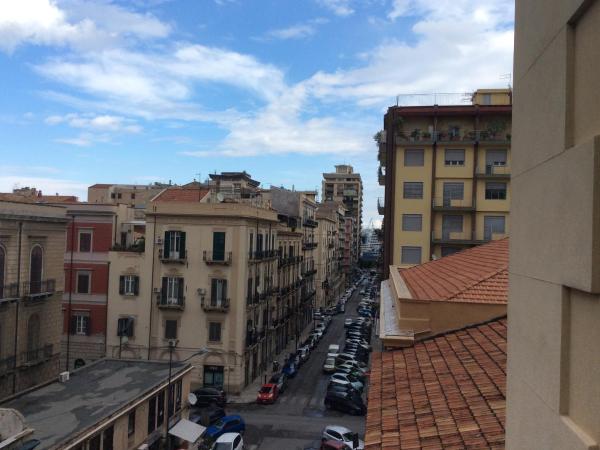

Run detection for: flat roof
[[2, 359, 190, 450]]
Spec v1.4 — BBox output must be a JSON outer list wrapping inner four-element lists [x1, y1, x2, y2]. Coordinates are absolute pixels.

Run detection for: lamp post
[[166, 342, 208, 450]]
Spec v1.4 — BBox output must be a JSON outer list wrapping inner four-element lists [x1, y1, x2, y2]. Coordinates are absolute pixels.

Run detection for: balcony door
[[484, 216, 505, 240], [30, 246, 43, 294], [442, 215, 463, 239], [442, 183, 464, 207]]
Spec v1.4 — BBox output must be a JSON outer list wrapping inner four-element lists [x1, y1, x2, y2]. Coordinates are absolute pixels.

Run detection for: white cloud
[[316, 0, 354, 16], [45, 113, 142, 133], [266, 24, 317, 40], [0, 175, 88, 199], [55, 136, 93, 147]]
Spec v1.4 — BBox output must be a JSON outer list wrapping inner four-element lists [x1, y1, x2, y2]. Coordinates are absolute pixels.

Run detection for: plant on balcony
[[486, 119, 507, 140], [373, 130, 384, 145], [422, 131, 431, 139], [448, 125, 461, 140], [410, 128, 421, 141]]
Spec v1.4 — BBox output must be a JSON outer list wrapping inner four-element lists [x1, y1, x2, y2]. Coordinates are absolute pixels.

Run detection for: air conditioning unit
[[59, 371, 70, 382], [153, 287, 161, 294], [155, 237, 163, 245]]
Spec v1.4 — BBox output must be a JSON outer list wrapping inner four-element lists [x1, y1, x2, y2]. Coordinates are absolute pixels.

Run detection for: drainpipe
[[147, 212, 157, 360], [66, 215, 75, 371], [12, 221, 23, 394], [104, 260, 110, 358]]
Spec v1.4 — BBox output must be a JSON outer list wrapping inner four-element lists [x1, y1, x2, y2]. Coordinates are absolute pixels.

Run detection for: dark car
[[283, 362, 298, 378], [189, 387, 227, 408], [269, 372, 288, 393], [324, 390, 366, 416], [189, 406, 226, 426], [326, 383, 362, 398]]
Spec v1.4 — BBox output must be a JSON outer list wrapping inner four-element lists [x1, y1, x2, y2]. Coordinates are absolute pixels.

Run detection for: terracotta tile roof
[[152, 187, 209, 202], [366, 317, 507, 450], [399, 238, 508, 304]]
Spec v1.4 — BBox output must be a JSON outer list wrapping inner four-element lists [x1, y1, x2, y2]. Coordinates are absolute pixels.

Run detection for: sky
[[0, 0, 514, 227]]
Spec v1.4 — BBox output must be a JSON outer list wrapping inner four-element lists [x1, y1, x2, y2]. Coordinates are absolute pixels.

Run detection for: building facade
[[322, 165, 363, 267], [315, 202, 346, 309], [0, 201, 67, 400], [507, 1, 600, 448], [380, 89, 512, 275], [88, 183, 170, 211]]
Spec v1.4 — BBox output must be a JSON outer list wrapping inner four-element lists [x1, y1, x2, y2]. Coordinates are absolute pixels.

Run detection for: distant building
[[360, 228, 381, 263], [315, 202, 346, 309], [0, 201, 68, 400], [88, 182, 171, 215], [379, 89, 511, 276]]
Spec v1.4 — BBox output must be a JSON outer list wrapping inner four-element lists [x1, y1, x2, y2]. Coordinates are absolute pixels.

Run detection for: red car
[[256, 383, 279, 404]]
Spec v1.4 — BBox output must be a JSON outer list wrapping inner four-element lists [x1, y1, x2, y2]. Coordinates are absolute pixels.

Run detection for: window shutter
[[179, 232, 186, 258], [211, 279, 217, 302], [161, 277, 168, 302], [222, 280, 227, 301], [404, 149, 424, 166], [70, 315, 77, 335], [119, 276, 125, 295], [84, 316, 91, 336], [163, 231, 170, 257], [177, 278, 184, 301], [127, 318, 134, 337], [133, 276, 140, 296]]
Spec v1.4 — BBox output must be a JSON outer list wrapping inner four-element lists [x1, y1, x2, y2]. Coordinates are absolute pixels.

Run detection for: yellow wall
[[432, 212, 473, 241], [435, 145, 475, 179], [474, 212, 509, 241], [475, 179, 510, 212], [476, 145, 512, 174]]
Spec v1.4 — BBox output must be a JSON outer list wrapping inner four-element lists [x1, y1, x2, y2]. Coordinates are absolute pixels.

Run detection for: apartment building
[[106, 174, 285, 393], [315, 202, 346, 309], [507, 2, 600, 449], [342, 217, 355, 276], [380, 89, 512, 275], [88, 182, 170, 212], [322, 165, 363, 265], [0, 201, 67, 400]]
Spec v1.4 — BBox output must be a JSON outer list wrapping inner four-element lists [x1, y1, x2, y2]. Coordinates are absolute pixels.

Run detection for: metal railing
[[0, 355, 16, 375], [203, 250, 232, 265], [303, 218, 318, 228], [21, 344, 53, 365], [0, 283, 20, 302], [432, 197, 474, 209], [157, 296, 185, 309], [395, 129, 511, 144], [475, 165, 511, 177], [23, 279, 56, 299], [159, 249, 187, 263], [201, 297, 230, 312]]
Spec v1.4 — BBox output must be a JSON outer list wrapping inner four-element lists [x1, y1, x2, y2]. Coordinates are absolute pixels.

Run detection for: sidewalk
[[228, 322, 315, 404]]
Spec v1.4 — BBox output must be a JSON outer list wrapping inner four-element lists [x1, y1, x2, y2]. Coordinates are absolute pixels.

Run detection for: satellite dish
[[216, 193, 224, 202], [188, 392, 198, 406]]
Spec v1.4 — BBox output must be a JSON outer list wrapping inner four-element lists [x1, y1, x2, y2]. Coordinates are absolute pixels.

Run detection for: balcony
[[203, 250, 233, 265], [0, 355, 16, 375], [431, 230, 474, 245], [157, 296, 185, 310], [303, 218, 318, 228], [159, 249, 187, 264], [378, 141, 386, 164], [23, 279, 56, 301], [377, 197, 385, 215], [249, 249, 279, 262], [432, 197, 475, 211], [21, 344, 53, 366], [475, 164, 511, 179], [201, 297, 230, 312], [378, 167, 385, 186], [302, 242, 318, 251], [303, 268, 317, 277], [394, 129, 510, 145], [0, 282, 20, 304]]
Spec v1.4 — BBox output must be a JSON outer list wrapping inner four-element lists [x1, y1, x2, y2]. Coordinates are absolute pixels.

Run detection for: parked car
[[269, 372, 288, 394], [322, 425, 365, 449], [323, 391, 367, 417], [257, 383, 279, 404], [344, 318, 353, 328], [337, 360, 368, 375], [189, 387, 227, 408], [213, 432, 244, 450], [323, 357, 337, 374], [326, 383, 361, 397], [203, 415, 245, 440], [328, 344, 340, 354], [303, 439, 352, 450], [330, 373, 363, 391], [335, 366, 366, 383], [189, 406, 226, 426], [283, 362, 298, 378], [336, 354, 367, 368]]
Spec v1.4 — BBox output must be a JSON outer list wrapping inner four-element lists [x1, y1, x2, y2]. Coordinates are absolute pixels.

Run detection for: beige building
[[380, 89, 512, 275], [507, 1, 600, 448], [322, 165, 363, 265], [0, 201, 68, 400], [88, 183, 170, 213], [315, 202, 346, 309]]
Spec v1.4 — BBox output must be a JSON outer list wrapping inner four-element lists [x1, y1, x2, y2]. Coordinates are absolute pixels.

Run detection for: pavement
[[225, 280, 380, 450]]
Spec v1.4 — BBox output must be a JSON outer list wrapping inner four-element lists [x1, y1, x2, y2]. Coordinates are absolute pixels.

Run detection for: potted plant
[[410, 128, 421, 141], [422, 131, 431, 139]]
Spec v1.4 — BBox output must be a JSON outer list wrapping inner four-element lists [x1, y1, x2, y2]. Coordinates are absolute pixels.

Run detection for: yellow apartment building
[[380, 89, 512, 274]]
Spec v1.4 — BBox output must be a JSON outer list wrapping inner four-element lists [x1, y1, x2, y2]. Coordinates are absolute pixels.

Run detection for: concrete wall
[[507, 1, 600, 448]]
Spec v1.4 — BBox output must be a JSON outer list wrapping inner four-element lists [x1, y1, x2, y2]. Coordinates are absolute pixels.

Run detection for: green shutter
[[119, 276, 125, 295], [179, 232, 186, 259], [163, 231, 171, 257], [213, 232, 225, 261], [133, 276, 140, 295], [177, 278, 184, 302], [161, 277, 168, 303]]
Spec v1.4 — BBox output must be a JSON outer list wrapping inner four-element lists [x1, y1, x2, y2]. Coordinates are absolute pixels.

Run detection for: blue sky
[[0, 0, 514, 226]]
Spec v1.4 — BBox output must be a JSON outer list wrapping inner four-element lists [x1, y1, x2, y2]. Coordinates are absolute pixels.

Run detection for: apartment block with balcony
[[88, 182, 171, 212], [322, 165, 363, 267], [106, 174, 281, 394], [380, 89, 512, 274], [315, 202, 346, 309], [0, 201, 68, 400]]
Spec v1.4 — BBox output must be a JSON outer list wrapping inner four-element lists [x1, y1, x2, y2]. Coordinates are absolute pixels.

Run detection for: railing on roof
[[395, 92, 473, 107]]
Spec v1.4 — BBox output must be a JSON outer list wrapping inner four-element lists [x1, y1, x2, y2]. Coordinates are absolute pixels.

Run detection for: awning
[[168, 419, 206, 443]]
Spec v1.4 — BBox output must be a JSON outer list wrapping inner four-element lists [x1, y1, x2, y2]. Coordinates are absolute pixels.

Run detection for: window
[[402, 214, 422, 231], [403, 182, 423, 199], [119, 275, 139, 296], [175, 379, 182, 410], [482, 93, 492, 105], [117, 193, 122, 199], [128, 411, 135, 438], [209, 322, 222, 342], [102, 426, 114, 450], [441, 246, 462, 257], [148, 395, 157, 433], [78, 231, 92, 252], [30, 245, 43, 294], [165, 320, 178, 340], [161, 277, 184, 305], [247, 278, 253, 304], [163, 231, 186, 260], [442, 182, 464, 206], [131, 193, 135, 199], [404, 149, 424, 166], [212, 232, 226, 261], [249, 232, 253, 257], [486, 149, 507, 167], [401, 246, 421, 264], [110, 193, 116, 199], [71, 314, 90, 336], [484, 216, 506, 240], [257, 233, 263, 254], [117, 317, 134, 337], [442, 215, 464, 238], [203, 365, 224, 387], [485, 182, 507, 200], [157, 391, 165, 427], [77, 272, 91, 294], [445, 149, 465, 166], [211, 279, 227, 306], [88, 434, 101, 450]]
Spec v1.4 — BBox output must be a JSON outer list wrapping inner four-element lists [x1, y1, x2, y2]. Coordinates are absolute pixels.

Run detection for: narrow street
[[228, 284, 378, 449]]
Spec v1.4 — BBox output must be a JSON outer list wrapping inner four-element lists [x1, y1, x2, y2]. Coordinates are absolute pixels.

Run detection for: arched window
[[27, 313, 40, 360], [30, 245, 43, 295], [0, 245, 5, 299]]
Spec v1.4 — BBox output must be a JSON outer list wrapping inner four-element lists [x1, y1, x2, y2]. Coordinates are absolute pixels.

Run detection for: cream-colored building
[[380, 89, 512, 275], [315, 202, 346, 309], [507, 1, 600, 448], [0, 201, 67, 400], [88, 183, 170, 213]]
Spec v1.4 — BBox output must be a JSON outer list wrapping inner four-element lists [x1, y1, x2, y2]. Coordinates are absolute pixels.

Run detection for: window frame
[[76, 271, 91, 294], [402, 214, 422, 232], [485, 182, 507, 200], [403, 182, 424, 199], [208, 322, 222, 342], [78, 229, 93, 253], [444, 148, 466, 166], [74, 313, 89, 336], [127, 411, 135, 438], [404, 148, 425, 167], [401, 246, 422, 265], [164, 319, 178, 340]]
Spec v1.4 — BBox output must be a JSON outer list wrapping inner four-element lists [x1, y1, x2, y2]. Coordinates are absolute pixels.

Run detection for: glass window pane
[[404, 149, 424, 166], [401, 246, 421, 264], [402, 214, 422, 231], [403, 182, 423, 199]]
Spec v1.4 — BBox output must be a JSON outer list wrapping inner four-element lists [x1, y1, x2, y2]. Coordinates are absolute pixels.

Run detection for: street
[[228, 285, 377, 449]]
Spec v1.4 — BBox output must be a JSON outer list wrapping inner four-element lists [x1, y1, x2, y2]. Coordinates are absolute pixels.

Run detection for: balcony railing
[[302, 242, 318, 251], [201, 297, 230, 312], [395, 129, 511, 144], [0, 283, 20, 303], [378, 167, 385, 186], [0, 355, 16, 375], [377, 197, 385, 215], [23, 279, 56, 300], [432, 197, 475, 210], [157, 296, 185, 310], [203, 250, 232, 265], [159, 249, 187, 264], [249, 249, 279, 262], [303, 218, 318, 228], [432, 230, 474, 244], [475, 164, 511, 178], [21, 344, 53, 366]]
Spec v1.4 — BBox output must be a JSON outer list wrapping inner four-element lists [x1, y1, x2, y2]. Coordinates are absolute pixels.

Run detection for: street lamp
[[166, 341, 209, 450]]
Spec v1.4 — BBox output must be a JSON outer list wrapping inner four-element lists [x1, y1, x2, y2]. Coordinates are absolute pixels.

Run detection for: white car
[[322, 425, 364, 450], [328, 344, 340, 354], [323, 357, 337, 373], [344, 318, 353, 328], [212, 432, 243, 450], [330, 373, 364, 391]]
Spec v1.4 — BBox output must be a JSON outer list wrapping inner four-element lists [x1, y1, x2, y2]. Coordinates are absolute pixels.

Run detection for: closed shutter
[[402, 214, 422, 231], [403, 182, 423, 199], [161, 277, 168, 303], [179, 232, 186, 259], [444, 149, 465, 165], [133, 276, 140, 295], [163, 231, 171, 257], [484, 216, 506, 240], [442, 215, 463, 238], [404, 149, 424, 166], [443, 182, 464, 206], [119, 276, 125, 295], [177, 278, 184, 302], [486, 149, 507, 166], [401, 246, 421, 264], [213, 232, 225, 261], [211, 279, 217, 304]]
